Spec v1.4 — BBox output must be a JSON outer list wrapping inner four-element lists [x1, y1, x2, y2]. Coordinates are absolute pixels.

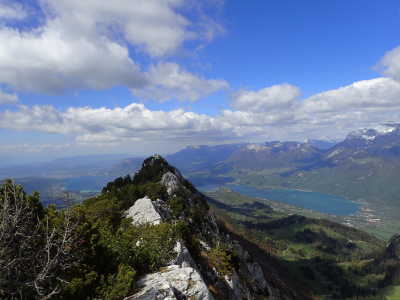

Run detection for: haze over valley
[[4, 123, 400, 240]]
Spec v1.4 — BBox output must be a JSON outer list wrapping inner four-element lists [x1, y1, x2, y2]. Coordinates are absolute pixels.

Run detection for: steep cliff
[[385, 234, 400, 260]]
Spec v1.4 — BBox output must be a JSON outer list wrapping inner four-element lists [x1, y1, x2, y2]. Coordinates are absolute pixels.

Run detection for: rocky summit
[[121, 155, 309, 300]]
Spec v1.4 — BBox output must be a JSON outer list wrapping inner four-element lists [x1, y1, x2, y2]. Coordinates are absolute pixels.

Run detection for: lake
[[200, 184, 360, 216], [65, 175, 360, 216]]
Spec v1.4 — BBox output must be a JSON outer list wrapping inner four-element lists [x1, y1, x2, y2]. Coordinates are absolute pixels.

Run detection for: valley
[[4, 155, 400, 299], [2, 2, 400, 299], [3, 124, 400, 240], [206, 187, 400, 299]]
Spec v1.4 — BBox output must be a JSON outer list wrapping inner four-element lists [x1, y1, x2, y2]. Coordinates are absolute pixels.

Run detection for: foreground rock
[[125, 265, 214, 300]]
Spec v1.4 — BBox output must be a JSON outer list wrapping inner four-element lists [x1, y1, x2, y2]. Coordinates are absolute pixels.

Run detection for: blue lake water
[[200, 184, 360, 216], [63, 175, 359, 216]]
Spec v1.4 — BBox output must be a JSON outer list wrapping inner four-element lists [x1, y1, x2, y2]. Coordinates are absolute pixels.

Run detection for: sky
[[0, 0, 400, 163]]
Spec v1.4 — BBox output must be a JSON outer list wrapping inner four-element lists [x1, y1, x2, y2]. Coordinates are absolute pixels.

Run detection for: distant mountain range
[[8, 124, 400, 182], [306, 139, 338, 150], [166, 143, 245, 173], [164, 140, 333, 176], [157, 123, 400, 238], [323, 123, 400, 163], [3, 124, 400, 236], [222, 141, 322, 171], [163, 123, 400, 176]]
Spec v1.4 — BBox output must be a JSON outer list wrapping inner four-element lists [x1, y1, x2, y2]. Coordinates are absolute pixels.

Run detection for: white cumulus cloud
[[0, 103, 234, 144], [3, 77, 400, 148], [0, 25, 145, 93], [0, 1, 27, 20], [232, 84, 300, 112], [224, 78, 400, 141], [44, 0, 190, 57], [0, 89, 17, 104], [379, 46, 400, 81], [0, 0, 227, 100], [133, 62, 229, 102], [301, 77, 400, 113]]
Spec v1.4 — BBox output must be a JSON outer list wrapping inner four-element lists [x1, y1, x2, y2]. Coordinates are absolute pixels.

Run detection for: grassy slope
[[208, 188, 392, 299], [385, 285, 400, 300]]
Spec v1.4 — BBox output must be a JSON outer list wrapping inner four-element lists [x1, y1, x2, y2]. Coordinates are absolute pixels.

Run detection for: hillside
[[9, 124, 400, 240], [207, 188, 400, 299], [1, 155, 315, 299], [4, 155, 400, 299], [127, 124, 400, 239]]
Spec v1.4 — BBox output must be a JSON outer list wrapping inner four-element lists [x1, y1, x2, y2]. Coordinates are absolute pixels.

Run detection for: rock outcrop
[[124, 155, 308, 300], [125, 265, 214, 300], [385, 233, 400, 260], [125, 196, 162, 226], [160, 171, 182, 196]]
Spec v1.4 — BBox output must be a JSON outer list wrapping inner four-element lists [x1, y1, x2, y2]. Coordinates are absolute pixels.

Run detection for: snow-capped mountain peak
[[374, 124, 397, 134], [347, 124, 400, 142], [245, 144, 267, 152]]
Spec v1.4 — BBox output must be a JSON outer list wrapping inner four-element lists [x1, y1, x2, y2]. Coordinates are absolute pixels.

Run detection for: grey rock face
[[224, 272, 248, 299], [230, 241, 292, 299], [160, 171, 181, 195], [123, 156, 301, 300], [385, 233, 400, 259], [246, 262, 268, 290], [125, 265, 214, 300], [170, 241, 196, 268], [125, 196, 162, 225], [124, 193, 213, 300]]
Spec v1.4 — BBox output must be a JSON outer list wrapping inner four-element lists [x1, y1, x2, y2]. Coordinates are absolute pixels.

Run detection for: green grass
[[385, 285, 400, 300]]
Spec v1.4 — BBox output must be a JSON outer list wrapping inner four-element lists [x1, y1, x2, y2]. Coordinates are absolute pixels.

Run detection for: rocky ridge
[[123, 155, 305, 300]]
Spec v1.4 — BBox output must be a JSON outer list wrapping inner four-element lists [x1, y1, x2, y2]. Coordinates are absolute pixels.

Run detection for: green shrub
[[97, 264, 136, 300], [207, 246, 235, 276], [170, 196, 186, 217]]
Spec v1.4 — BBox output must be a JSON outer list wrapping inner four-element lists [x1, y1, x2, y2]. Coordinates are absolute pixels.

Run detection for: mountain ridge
[[109, 155, 313, 299], [3, 155, 400, 299]]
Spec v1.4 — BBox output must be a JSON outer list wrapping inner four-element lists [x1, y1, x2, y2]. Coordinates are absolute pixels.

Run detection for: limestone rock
[[246, 262, 267, 290], [125, 196, 162, 226], [160, 171, 181, 195], [125, 265, 214, 300], [170, 241, 196, 268]]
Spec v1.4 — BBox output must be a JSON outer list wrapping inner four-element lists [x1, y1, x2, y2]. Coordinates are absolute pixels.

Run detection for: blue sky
[[218, 1, 399, 94], [0, 0, 400, 163]]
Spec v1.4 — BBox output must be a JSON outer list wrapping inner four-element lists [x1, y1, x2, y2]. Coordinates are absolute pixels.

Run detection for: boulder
[[125, 196, 162, 226], [125, 265, 214, 300]]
